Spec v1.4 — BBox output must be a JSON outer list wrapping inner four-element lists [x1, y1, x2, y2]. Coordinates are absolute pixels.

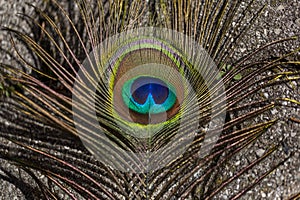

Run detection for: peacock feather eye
[[109, 37, 186, 125]]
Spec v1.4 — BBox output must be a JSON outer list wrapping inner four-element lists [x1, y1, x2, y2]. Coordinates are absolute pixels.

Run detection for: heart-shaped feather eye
[[122, 76, 177, 115], [109, 38, 186, 125]]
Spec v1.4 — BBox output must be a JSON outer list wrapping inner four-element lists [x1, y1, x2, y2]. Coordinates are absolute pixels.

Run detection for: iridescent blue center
[[122, 76, 177, 114], [131, 77, 168, 104]]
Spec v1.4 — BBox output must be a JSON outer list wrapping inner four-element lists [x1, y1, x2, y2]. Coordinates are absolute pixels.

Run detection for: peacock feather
[[71, 27, 227, 172], [0, 0, 299, 199]]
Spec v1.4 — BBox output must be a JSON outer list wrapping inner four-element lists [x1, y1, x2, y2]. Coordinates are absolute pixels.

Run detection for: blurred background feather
[[0, 0, 299, 199]]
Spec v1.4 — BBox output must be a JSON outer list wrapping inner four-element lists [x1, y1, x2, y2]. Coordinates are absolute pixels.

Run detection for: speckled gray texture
[[0, 0, 299, 199], [0, 0, 36, 72], [215, 0, 300, 198]]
